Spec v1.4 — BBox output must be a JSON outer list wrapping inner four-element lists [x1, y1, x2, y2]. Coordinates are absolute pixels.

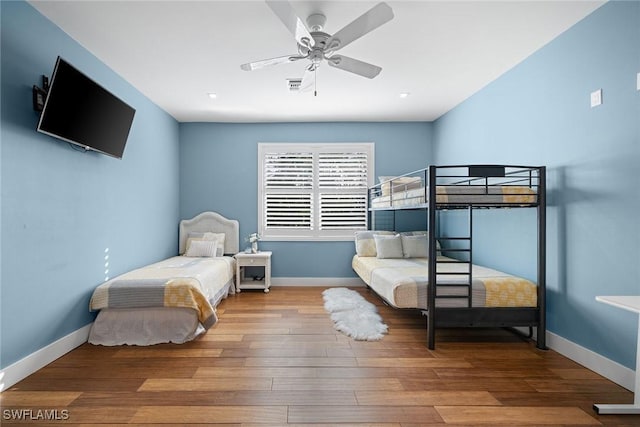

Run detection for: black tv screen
[[37, 57, 136, 159]]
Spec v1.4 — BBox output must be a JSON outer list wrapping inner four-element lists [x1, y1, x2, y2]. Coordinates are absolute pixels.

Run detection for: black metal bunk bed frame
[[368, 164, 547, 350]]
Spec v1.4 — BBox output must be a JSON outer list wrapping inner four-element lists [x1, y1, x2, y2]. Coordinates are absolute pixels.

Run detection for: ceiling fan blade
[[299, 66, 315, 92], [327, 55, 382, 79], [265, 0, 315, 48], [240, 54, 304, 71], [326, 2, 394, 52]]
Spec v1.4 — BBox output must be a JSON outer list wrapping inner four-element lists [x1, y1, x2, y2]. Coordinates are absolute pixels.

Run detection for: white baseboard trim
[[546, 330, 635, 391], [0, 323, 92, 392], [271, 277, 366, 287]]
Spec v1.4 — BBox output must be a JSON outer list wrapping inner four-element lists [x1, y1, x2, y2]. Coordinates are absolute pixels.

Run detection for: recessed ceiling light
[[399, 92, 410, 98], [207, 93, 217, 99]]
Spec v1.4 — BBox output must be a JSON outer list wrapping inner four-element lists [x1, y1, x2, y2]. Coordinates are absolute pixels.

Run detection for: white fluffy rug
[[322, 288, 388, 341]]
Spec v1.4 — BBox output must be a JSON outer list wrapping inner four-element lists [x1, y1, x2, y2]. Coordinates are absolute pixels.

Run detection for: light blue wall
[[179, 122, 432, 278], [0, 1, 180, 368], [3, 0, 634, 379], [433, 1, 640, 369]]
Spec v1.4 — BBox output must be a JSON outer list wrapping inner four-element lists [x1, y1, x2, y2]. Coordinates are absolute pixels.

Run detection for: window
[[258, 143, 374, 241]]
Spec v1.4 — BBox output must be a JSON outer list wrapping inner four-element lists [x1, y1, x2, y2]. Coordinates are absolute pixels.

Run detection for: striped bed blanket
[[90, 257, 234, 329]]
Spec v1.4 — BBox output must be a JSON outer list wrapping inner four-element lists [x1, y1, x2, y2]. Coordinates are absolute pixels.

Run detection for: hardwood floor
[[2, 286, 638, 426]]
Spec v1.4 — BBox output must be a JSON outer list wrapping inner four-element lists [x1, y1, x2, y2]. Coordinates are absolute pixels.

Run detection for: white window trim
[[258, 142, 374, 242]]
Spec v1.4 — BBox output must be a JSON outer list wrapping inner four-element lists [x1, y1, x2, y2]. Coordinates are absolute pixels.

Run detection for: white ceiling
[[29, 1, 604, 123]]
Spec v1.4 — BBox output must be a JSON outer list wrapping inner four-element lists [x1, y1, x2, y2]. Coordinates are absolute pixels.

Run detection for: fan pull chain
[[314, 67, 317, 97]]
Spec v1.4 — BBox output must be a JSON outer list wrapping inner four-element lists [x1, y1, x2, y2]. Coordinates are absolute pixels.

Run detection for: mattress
[[352, 255, 537, 310], [88, 256, 235, 346], [370, 185, 537, 209]]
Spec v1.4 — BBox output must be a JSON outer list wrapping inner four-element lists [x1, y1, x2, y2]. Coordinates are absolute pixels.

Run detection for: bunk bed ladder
[[427, 168, 474, 349], [436, 206, 473, 306]]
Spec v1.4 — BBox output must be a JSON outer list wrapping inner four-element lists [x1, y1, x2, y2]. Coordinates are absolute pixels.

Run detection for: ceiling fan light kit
[[240, 1, 394, 94]]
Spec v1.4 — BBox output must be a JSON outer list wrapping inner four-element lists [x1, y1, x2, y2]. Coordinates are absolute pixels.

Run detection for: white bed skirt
[[88, 307, 205, 346], [88, 279, 233, 346]]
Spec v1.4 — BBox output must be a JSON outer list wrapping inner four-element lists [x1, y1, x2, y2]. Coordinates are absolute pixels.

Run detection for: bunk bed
[[355, 165, 546, 350]]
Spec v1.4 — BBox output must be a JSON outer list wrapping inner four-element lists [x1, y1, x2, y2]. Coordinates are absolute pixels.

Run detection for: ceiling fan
[[240, 1, 394, 93]]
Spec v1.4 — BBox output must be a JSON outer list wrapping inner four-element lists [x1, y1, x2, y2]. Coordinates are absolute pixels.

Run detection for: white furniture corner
[[594, 295, 640, 415], [234, 251, 272, 293]]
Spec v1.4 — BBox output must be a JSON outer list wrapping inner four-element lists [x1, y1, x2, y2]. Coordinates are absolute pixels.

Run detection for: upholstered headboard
[[179, 212, 240, 255]]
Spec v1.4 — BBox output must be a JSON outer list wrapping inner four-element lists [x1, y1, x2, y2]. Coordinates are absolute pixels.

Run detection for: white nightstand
[[234, 251, 272, 293]]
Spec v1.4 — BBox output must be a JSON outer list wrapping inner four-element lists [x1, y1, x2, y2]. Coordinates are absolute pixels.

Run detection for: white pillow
[[401, 235, 428, 258], [203, 232, 225, 256], [185, 239, 218, 257], [187, 232, 225, 256], [400, 231, 441, 253], [374, 234, 403, 259], [354, 230, 394, 257]]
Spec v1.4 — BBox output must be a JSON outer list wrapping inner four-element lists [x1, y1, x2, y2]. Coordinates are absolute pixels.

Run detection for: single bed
[[88, 211, 239, 346]]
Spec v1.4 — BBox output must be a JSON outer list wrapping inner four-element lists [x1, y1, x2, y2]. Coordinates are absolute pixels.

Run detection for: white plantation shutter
[[265, 193, 312, 229], [263, 152, 313, 188], [319, 193, 367, 230], [259, 143, 374, 240], [318, 151, 369, 230], [263, 152, 314, 231], [318, 152, 368, 188]]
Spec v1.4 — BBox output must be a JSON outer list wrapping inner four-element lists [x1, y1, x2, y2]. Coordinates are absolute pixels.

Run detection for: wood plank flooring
[[2, 286, 639, 426]]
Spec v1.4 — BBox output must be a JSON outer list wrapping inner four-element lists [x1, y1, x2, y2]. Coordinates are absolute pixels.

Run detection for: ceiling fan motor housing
[[298, 31, 335, 67]]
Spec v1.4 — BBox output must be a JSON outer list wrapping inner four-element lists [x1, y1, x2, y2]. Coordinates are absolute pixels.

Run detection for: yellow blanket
[[165, 278, 217, 328]]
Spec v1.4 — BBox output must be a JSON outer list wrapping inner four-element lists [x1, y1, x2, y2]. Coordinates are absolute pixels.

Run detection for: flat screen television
[[37, 57, 136, 159]]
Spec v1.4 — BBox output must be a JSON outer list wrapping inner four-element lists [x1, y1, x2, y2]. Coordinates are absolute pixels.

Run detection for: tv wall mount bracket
[[33, 74, 49, 112]]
